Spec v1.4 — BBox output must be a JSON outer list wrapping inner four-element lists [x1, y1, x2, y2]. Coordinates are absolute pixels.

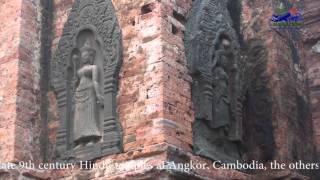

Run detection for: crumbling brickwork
[[0, 0, 42, 163], [302, 0, 320, 158], [0, 0, 21, 163], [242, 0, 315, 165]]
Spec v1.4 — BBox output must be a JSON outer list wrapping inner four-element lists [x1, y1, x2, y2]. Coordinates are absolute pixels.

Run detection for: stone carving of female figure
[[72, 39, 104, 150], [210, 36, 234, 137]]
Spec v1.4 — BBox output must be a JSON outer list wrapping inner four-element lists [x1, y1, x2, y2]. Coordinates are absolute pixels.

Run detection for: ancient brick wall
[[50, 0, 181, 159], [302, 0, 320, 158], [0, 0, 42, 163], [0, 0, 21, 163], [45, 0, 248, 179], [242, 0, 315, 165], [50, 0, 169, 159]]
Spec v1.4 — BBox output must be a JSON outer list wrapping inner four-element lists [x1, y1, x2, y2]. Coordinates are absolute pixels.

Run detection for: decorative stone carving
[[72, 39, 103, 149], [185, 0, 247, 163], [51, 0, 123, 161]]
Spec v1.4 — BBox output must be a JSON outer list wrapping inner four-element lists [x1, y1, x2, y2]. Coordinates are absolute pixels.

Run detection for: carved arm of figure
[[92, 65, 104, 106], [231, 51, 240, 119], [72, 54, 80, 90], [211, 49, 224, 71]]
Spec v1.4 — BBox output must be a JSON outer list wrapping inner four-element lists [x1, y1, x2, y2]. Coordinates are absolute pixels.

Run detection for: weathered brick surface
[[302, 0, 320, 157], [44, 0, 250, 179], [0, 0, 22, 163], [0, 0, 42, 163], [160, 0, 194, 153], [116, 0, 165, 153], [16, 0, 42, 163], [242, 0, 316, 175]]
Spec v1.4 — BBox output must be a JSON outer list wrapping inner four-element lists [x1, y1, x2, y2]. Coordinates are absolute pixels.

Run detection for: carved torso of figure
[[211, 59, 231, 129], [72, 43, 103, 149], [210, 38, 234, 131], [76, 65, 96, 91]]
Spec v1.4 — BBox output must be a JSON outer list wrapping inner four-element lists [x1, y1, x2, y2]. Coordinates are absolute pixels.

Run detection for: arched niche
[[51, 0, 123, 161]]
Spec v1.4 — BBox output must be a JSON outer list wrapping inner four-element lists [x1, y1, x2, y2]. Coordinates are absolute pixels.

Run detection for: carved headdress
[[79, 39, 96, 65], [214, 31, 233, 50], [80, 39, 95, 53]]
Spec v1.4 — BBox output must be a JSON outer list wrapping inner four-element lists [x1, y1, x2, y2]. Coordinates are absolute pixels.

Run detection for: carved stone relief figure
[[72, 40, 103, 149], [185, 0, 246, 163], [188, 32, 243, 163], [185, 0, 277, 166], [211, 36, 233, 134], [51, 0, 123, 161], [212, 35, 243, 142]]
